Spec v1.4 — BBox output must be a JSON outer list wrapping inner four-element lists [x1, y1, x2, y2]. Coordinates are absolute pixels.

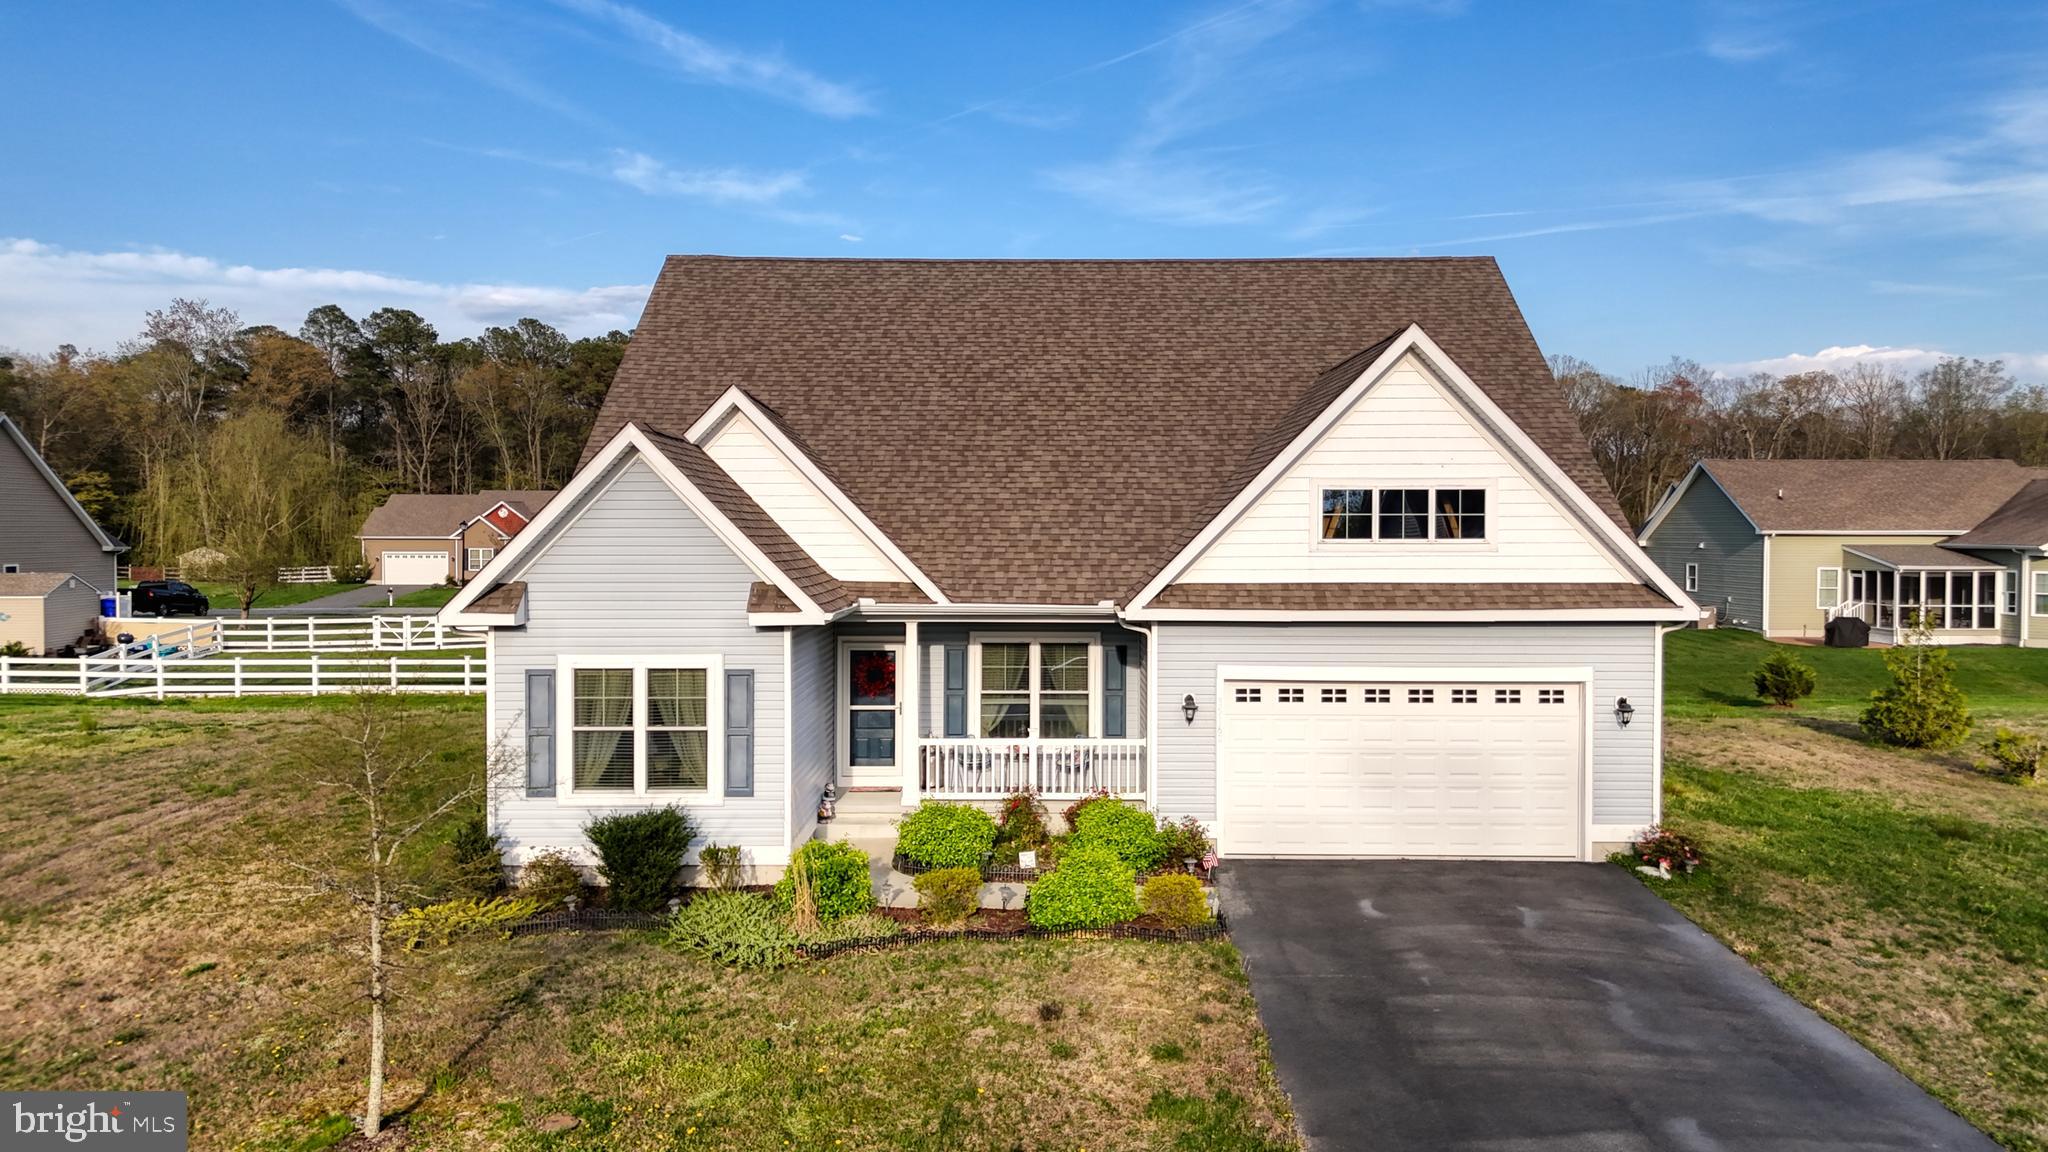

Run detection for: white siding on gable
[[490, 455, 790, 866], [703, 411, 908, 583], [1181, 353, 1632, 584]]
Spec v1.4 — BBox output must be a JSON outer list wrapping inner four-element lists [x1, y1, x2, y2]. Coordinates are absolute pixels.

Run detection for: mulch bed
[[894, 853, 1214, 885], [797, 908, 1229, 959]]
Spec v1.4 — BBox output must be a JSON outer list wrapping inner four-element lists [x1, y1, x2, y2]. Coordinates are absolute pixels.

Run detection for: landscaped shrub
[[1861, 626, 1972, 749], [0, 641, 29, 658], [516, 850, 583, 907], [583, 807, 699, 911], [996, 790, 1051, 851], [1985, 728, 2044, 782], [1752, 651, 1817, 707], [1027, 848, 1139, 930], [1153, 817, 1215, 870], [1139, 873, 1212, 928], [665, 891, 796, 970], [388, 896, 540, 949], [914, 866, 982, 928], [1061, 788, 1114, 830], [697, 843, 745, 890], [1631, 824, 1704, 873], [442, 813, 503, 899], [1069, 799, 1166, 871], [894, 801, 997, 870], [773, 840, 874, 922], [799, 911, 904, 946]]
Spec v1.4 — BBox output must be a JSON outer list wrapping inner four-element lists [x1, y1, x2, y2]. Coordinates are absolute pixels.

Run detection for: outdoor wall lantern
[[1182, 693, 1199, 725], [1615, 697, 1635, 728]]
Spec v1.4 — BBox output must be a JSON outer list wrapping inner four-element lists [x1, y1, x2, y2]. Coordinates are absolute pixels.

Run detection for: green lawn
[[1664, 628, 2048, 721], [181, 581, 360, 610], [0, 696, 1296, 1151], [1657, 627, 2048, 1150], [388, 585, 459, 608]]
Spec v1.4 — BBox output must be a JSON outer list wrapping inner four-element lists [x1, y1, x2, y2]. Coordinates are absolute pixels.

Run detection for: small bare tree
[[280, 692, 509, 1140]]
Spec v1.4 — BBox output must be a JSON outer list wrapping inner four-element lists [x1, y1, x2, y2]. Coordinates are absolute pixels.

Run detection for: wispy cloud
[[1868, 279, 1993, 298], [0, 238, 650, 353], [1700, 1, 1790, 63], [1045, 0, 1322, 226], [551, 0, 873, 118], [1714, 343, 2048, 383], [606, 151, 805, 203], [335, 0, 607, 130]]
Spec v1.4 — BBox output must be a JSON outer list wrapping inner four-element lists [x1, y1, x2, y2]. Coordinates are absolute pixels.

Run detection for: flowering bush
[[1631, 825, 1704, 873]]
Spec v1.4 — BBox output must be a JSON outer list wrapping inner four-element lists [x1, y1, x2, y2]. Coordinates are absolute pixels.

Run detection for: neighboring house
[[1639, 458, 2048, 645], [0, 572, 102, 655], [357, 491, 555, 584], [0, 412, 125, 593], [441, 256, 1695, 878]]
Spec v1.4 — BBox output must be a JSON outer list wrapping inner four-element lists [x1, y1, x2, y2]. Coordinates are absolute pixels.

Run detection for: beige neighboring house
[[1639, 458, 2048, 645], [357, 491, 555, 585], [0, 572, 103, 654]]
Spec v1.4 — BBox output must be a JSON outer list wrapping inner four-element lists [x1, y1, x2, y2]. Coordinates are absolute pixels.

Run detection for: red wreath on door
[[851, 651, 895, 700]]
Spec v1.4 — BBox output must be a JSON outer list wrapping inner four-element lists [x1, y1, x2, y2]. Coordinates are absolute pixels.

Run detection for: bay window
[[971, 636, 1099, 740], [561, 657, 721, 799]]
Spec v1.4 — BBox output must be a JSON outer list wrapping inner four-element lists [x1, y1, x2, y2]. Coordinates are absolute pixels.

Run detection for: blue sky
[[2, 0, 2045, 381]]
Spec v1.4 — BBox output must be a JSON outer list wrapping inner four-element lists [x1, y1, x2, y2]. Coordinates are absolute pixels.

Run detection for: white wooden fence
[[213, 615, 481, 651], [276, 565, 335, 584], [0, 651, 484, 698]]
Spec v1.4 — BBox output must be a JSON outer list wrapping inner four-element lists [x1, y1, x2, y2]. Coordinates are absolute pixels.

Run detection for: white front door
[[1219, 678, 1583, 859], [840, 642, 903, 788]]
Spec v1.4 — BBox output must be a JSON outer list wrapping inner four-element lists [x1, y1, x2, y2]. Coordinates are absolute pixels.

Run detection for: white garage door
[[382, 551, 449, 584], [1219, 678, 1582, 859]]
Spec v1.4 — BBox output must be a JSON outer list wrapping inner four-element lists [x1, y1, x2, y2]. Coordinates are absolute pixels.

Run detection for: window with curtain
[[572, 668, 634, 791], [646, 669, 709, 790], [979, 643, 1031, 738], [976, 640, 1093, 739]]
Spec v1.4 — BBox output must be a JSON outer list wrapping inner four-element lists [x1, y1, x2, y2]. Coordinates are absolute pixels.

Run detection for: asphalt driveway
[[1219, 860, 1997, 1152]]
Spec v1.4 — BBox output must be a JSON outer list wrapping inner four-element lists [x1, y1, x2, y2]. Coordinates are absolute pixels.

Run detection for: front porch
[[830, 620, 1150, 805]]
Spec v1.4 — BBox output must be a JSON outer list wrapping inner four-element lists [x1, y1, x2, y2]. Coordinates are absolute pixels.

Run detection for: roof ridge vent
[[1776, 488, 1785, 499]]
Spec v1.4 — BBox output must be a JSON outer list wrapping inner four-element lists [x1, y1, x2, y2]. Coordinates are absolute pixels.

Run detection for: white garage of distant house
[[1215, 665, 1589, 860], [380, 551, 451, 585]]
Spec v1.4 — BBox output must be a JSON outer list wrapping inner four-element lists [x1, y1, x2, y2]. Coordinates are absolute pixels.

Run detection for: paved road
[[1220, 860, 1997, 1152], [203, 584, 438, 617]]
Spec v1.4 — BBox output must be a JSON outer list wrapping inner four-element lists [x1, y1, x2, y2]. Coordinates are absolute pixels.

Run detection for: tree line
[[1554, 354, 2040, 526], [0, 299, 628, 571]]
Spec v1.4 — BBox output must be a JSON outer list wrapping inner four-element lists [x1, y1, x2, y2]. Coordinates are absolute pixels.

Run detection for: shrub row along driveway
[[1222, 859, 1998, 1152]]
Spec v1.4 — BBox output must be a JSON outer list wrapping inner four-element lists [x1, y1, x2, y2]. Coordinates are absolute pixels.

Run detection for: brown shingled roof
[[360, 490, 556, 538], [1698, 459, 2041, 533], [1942, 478, 2048, 548], [1151, 582, 1673, 612], [0, 572, 81, 596], [587, 257, 1627, 605], [469, 581, 527, 614]]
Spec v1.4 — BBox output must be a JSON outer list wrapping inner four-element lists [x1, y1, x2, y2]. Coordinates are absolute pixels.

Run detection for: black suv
[[132, 580, 210, 617]]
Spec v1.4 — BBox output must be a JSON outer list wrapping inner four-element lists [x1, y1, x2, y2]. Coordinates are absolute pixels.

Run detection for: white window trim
[[1815, 566, 1839, 610], [555, 653, 725, 806], [1684, 562, 1699, 593], [966, 632, 1103, 740], [1, 564, 17, 574], [1309, 481, 1499, 551], [2003, 570, 2018, 616], [466, 546, 495, 571], [2034, 570, 2048, 617]]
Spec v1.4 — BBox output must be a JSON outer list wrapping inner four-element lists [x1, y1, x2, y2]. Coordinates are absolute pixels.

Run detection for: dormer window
[[1318, 487, 1488, 542]]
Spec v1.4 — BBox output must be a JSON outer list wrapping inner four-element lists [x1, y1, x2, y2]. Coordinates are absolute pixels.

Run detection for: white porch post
[[901, 619, 921, 802]]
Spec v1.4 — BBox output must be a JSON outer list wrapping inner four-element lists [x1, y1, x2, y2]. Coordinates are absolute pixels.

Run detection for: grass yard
[[387, 586, 459, 608], [1663, 627, 2048, 722], [173, 582, 363, 611], [1657, 630, 2048, 1150], [0, 695, 1295, 1151]]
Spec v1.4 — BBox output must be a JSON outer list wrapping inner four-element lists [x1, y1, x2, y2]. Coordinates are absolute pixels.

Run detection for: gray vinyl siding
[[788, 625, 836, 847], [1152, 623, 1659, 829], [912, 623, 1148, 739], [42, 577, 102, 651], [1642, 475, 1761, 629], [489, 456, 788, 864], [0, 428, 117, 591]]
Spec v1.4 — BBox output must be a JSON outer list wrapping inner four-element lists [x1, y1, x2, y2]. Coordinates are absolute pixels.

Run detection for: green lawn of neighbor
[[174, 581, 360, 611], [1663, 627, 2048, 722], [387, 585, 459, 608]]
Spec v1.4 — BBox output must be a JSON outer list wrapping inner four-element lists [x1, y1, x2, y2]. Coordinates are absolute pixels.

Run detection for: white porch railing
[[918, 738, 1146, 800]]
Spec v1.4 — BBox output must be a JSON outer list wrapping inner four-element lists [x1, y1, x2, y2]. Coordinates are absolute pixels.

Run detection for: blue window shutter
[[725, 669, 755, 797], [944, 643, 967, 737], [1103, 644, 1127, 738], [525, 668, 555, 797]]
